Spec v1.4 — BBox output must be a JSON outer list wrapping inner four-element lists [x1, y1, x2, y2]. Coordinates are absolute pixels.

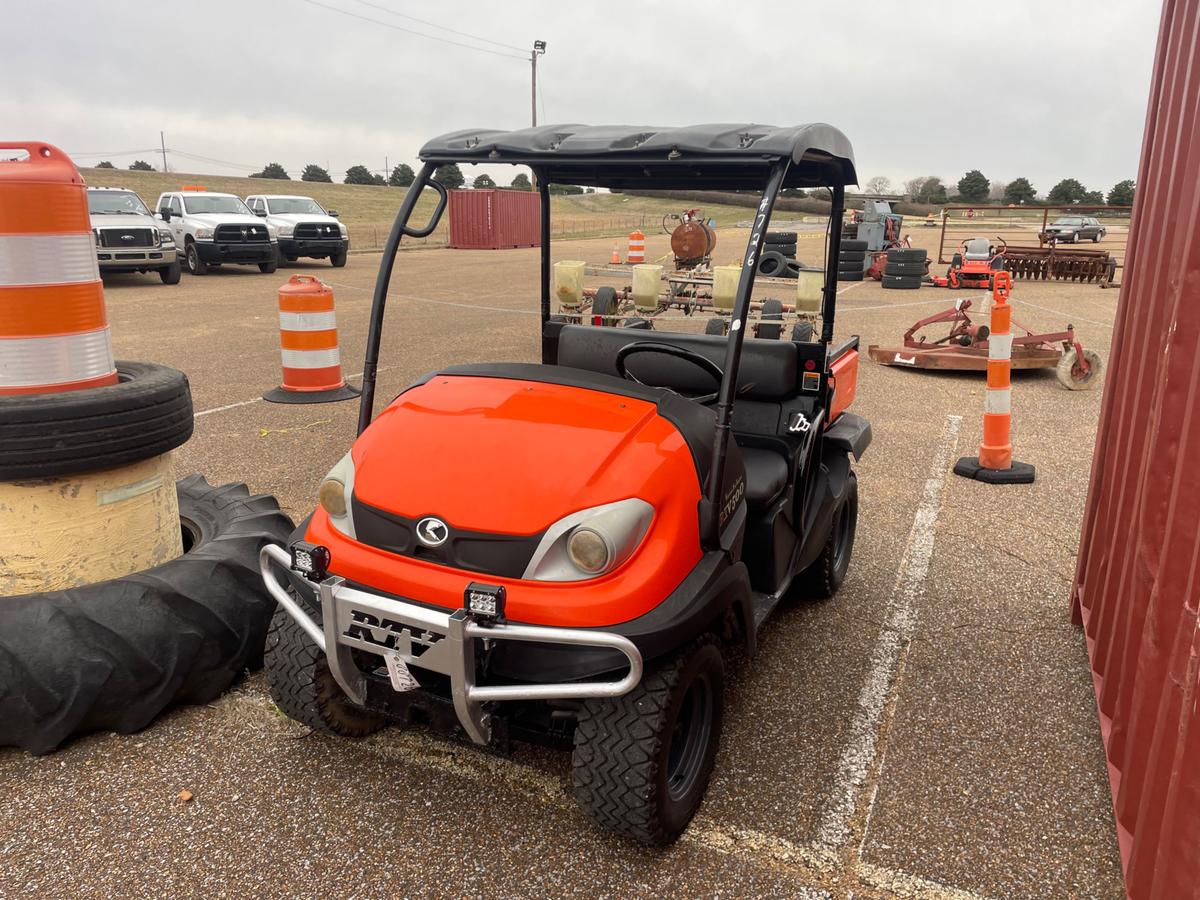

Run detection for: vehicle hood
[[184, 212, 263, 225], [268, 213, 340, 226], [350, 374, 699, 536], [90, 213, 161, 230], [1047, 223, 1077, 230]]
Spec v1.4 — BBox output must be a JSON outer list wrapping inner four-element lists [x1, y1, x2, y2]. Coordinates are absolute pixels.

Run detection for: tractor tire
[[756, 299, 784, 340], [841, 239, 868, 252], [1056, 348, 1103, 390], [796, 470, 858, 598], [592, 286, 619, 324], [886, 249, 927, 263], [791, 321, 815, 342], [572, 637, 724, 845], [0, 361, 193, 480], [0, 476, 294, 755], [704, 317, 727, 336], [264, 587, 385, 738], [884, 262, 927, 277], [185, 241, 208, 276], [881, 274, 922, 290], [159, 260, 182, 285], [756, 250, 788, 278], [837, 270, 864, 282]]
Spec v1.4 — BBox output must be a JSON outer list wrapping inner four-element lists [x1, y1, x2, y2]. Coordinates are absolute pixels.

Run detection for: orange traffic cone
[[263, 275, 359, 404], [610, 246, 621, 265]]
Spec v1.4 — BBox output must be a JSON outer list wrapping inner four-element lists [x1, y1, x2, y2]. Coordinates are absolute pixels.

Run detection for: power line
[[295, 0, 527, 60], [345, 0, 526, 54]]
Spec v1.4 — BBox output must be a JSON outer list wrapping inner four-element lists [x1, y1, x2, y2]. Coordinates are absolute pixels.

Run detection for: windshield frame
[[180, 194, 254, 216], [265, 197, 328, 216], [87, 190, 152, 217]]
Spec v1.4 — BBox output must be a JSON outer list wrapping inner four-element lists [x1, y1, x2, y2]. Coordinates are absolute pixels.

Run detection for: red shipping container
[[1072, 1, 1200, 897], [448, 189, 540, 250]]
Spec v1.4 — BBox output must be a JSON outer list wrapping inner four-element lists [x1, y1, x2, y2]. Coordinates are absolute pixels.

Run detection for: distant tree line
[[884, 171, 1136, 207]]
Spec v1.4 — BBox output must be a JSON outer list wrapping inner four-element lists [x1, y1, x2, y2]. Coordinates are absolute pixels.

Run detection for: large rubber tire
[[756, 298, 784, 340], [185, 241, 208, 275], [887, 248, 927, 263], [0, 362, 193, 480], [159, 260, 182, 284], [884, 262, 927, 277], [0, 476, 294, 755], [259, 256, 278, 274], [330, 249, 348, 268], [841, 239, 868, 251], [264, 587, 385, 737], [764, 231, 797, 244], [1056, 347, 1103, 390], [704, 317, 727, 336], [797, 470, 858, 598], [573, 637, 724, 845], [756, 250, 788, 278], [881, 274, 922, 290], [837, 271, 864, 282], [839, 250, 867, 264], [592, 286, 619, 324], [792, 320, 815, 342]]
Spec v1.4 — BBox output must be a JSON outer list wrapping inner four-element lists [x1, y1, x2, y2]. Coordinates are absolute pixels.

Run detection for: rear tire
[[160, 260, 182, 284], [797, 470, 858, 598], [572, 637, 724, 845], [264, 590, 385, 737]]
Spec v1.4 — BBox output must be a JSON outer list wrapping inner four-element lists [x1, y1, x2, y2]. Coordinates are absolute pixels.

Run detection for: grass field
[[80, 168, 769, 250]]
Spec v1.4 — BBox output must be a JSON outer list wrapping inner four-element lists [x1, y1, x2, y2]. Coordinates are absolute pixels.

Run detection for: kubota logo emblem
[[416, 517, 449, 547]]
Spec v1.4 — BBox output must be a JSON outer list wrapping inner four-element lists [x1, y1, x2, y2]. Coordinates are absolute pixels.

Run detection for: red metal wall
[[1071, 2, 1200, 897], [448, 189, 540, 250]]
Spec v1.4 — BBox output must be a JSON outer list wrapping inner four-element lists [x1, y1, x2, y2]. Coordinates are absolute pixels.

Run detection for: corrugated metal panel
[[448, 189, 539, 250], [1071, 2, 1200, 898]]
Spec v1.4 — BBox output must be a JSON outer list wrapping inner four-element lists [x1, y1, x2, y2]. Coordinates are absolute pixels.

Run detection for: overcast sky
[[5, 0, 1162, 195]]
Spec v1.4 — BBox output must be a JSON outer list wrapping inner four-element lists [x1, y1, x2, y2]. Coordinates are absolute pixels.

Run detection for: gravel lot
[[0, 228, 1125, 899]]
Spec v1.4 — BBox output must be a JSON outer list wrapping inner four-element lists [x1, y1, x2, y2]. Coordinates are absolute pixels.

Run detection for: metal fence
[[1070, 1, 1200, 896], [348, 214, 662, 251]]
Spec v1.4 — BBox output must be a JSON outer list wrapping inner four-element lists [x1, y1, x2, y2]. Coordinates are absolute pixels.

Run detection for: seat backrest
[[964, 237, 991, 259], [554, 323, 800, 400]]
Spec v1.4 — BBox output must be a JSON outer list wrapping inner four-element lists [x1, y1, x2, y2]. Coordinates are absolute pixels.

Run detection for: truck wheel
[[275, 246, 289, 268], [160, 260, 182, 285], [264, 589, 385, 737], [259, 256, 278, 274], [797, 470, 858, 598], [185, 242, 208, 276], [1056, 347, 1103, 390], [572, 637, 724, 845], [330, 249, 348, 268]]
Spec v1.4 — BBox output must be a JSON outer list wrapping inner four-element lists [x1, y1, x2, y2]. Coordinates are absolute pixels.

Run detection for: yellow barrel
[[554, 260, 586, 309]]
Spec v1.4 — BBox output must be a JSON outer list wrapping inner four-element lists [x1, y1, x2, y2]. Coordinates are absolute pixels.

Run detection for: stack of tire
[[881, 248, 928, 290], [837, 239, 868, 281], [756, 231, 800, 279]]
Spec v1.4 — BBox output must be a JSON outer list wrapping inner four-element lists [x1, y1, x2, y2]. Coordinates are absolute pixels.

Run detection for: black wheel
[[259, 255, 278, 274], [0, 476, 294, 754], [884, 262, 926, 277], [756, 298, 784, 339], [756, 250, 787, 278], [573, 637, 724, 845], [592, 286, 619, 325], [0, 361, 193, 480], [704, 317, 727, 336], [286, 254, 299, 262], [1092, 233, 1101, 243], [275, 246, 289, 268], [764, 231, 797, 244], [264, 588, 385, 738], [330, 249, 348, 267], [839, 250, 867, 263], [950, 252, 963, 268], [791, 320, 815, 342], [159, 260, 182, 284], [841, 239, 868, 251], [185, 242, 207, 275], [797, 470, 858, 598], [881, 274, 922, 290], [886, 248, 927, 263], [837, 270, 864, 282]]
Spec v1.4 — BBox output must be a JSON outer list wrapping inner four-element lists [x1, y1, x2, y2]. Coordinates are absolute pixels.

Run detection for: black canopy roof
[[418, 124, 857, 191]]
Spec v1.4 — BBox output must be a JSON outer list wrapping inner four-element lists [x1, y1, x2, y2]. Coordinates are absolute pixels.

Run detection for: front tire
[[797, 469, 858, 598], [160, 260, 182, 284], [259, 255, 278, 274], [572, 637, 724, 845], [330, 249, 348, 268], [185, 242, 208, 275]]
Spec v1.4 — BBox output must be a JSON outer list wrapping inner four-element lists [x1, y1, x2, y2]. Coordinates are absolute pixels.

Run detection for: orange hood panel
[[352, 375, 699, 536]]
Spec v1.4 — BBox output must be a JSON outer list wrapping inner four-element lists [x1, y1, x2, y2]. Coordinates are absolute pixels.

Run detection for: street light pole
[[531, 40, 546, 127]]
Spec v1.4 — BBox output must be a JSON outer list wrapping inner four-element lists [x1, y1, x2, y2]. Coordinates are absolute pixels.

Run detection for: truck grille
[[215, 224, 270, 243], [295, 222, 342, 240], [98, 227, 155, 248]]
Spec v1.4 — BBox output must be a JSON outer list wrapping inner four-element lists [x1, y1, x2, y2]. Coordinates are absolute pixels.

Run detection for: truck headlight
[[194, 226, 214, 240], [276, 224, 294, 238], [337, 223, 348, 238], [157, 230, 174, 246], [523, 498, 652, 581], [318, 451, 356, 538], [93, 228, 101, 247]]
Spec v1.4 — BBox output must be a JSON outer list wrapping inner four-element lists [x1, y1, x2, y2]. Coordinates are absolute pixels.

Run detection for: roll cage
[[357, 124, 858, 549]]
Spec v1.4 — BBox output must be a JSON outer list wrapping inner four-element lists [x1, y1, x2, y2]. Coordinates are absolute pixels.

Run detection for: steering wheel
[[615, 341, 724, 405]]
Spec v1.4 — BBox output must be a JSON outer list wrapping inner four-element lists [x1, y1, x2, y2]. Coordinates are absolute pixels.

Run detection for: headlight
[[93, 228, 101, 247], [318, 451, 356, 537], [337, 223, 348, 238], [157, 230, 174, 246], [194, 226, 214, 240], [523, 498, 652, 581], [276, 224, 294, 238]]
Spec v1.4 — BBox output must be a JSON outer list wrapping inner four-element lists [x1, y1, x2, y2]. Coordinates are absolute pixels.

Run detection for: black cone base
[[953, 456, 1036, 484], [263, 383, 361, 404]]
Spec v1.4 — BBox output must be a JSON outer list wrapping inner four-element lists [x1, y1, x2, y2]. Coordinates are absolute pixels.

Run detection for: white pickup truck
[[155, 190, 278, 275], [245, 194, 349, 267]]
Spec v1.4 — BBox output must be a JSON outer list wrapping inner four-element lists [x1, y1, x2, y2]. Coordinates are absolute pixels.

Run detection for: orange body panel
[[829, 349, 859, 423], [307, 375, 704, 627]]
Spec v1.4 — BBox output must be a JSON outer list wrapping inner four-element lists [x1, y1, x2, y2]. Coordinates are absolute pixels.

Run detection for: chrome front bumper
[[259, 544, 643, 744]]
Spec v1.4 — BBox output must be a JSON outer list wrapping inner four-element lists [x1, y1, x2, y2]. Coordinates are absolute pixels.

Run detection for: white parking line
[[1017, 299, 1115, 329], [815, 414, 962, 850], [856, 861, 996, 900], [192, 366, 393, 419]]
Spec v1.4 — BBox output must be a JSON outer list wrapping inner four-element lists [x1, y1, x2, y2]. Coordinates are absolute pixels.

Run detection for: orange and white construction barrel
[[263, 274, 359, 403], [626, 230, 645, 265], [0, 142, 116, 396], [953, 271, 1035, 484]]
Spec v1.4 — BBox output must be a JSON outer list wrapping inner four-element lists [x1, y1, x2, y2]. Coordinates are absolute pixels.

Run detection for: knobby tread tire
[[0, 475, 294, 755], [572, 636, 723, 845], [881, 274, 922, 289], [0, 362, 193, 480], [798, 471, 858, 598]]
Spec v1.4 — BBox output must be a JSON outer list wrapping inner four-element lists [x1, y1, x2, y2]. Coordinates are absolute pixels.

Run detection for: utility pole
[[159, 131, 167, 173], [385, 155, 389, 181], [531, 40, 546, 127]]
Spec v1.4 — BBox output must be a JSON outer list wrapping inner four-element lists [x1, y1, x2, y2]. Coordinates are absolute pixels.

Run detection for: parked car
[[1043, 215, 1106, 243], [87, 187, 180, 283], [245, 194, 349, 267], [155, 190, 277, 275]]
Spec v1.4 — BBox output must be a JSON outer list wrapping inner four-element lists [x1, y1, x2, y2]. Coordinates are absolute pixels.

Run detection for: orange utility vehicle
[[260, 125, 870, 844]]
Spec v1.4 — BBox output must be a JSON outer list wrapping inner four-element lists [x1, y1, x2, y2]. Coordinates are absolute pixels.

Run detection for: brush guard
[[260, 544, 643, 745]]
